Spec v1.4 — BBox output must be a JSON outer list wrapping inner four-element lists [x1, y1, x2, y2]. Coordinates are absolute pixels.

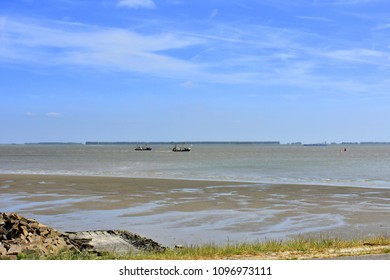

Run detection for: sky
[[1, 0, 390, 144]]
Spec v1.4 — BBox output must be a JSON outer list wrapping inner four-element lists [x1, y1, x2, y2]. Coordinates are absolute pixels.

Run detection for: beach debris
[[0, 212, 165, 259]]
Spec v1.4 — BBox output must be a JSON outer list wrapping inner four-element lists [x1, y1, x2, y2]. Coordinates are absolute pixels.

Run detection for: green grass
[[16, 235, 390, 260]]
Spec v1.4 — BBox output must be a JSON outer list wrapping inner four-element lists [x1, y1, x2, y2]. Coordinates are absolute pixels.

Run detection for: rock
[[116, 230, 166, 252], [21, 226, 29, 237], [0, 212, 73, 258], [7, 244, 22, 255], [0, 244, 7, 255], [0, 212, 165, 258]]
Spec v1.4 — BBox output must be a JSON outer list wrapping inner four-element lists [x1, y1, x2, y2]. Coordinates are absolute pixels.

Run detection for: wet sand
[[1, 174, 390, 246]]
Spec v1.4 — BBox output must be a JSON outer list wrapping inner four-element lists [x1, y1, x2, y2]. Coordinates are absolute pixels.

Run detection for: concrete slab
[[64, 230, 165, 255]]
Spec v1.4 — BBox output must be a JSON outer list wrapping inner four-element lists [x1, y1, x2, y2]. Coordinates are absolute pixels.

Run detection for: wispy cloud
[[181, 80, 194, 88], [376, 23, 390, 30], [266, 0, 378, 7], [323, 48, 389, 65], [314, 0, 378, 5], [46, 112, 63, 118], [117, 0, 156, 9], [335, 0, 377, 4], [2, 17, 309, 85], [296, 16, 332, 22], [1, 14, 390, 94], [0, 17, 204, 79]]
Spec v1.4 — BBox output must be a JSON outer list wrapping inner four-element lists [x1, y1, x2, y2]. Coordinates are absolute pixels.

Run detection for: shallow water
[[1, 144, 390, 245], [1, 144, 390, 188], [1, 175, 390, 246]]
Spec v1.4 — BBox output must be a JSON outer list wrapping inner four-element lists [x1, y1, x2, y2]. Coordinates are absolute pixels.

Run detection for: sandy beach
[[1, 174, 390, 246]]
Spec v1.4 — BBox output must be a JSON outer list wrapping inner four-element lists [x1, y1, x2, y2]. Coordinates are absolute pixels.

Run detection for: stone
[[7, 244, 22, 255], [0, 244, 7, 256], [19, 218, 28, 226], [29, 222, 39, 229], [44, 238, 53, 244], [39, 229, 49, 236], [21, 226, 29, 237], [56, 239, 67, 247]]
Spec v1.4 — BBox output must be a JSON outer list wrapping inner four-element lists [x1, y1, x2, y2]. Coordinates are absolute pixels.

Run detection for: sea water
[[2, 143, 390, 244], [1, 143, 390, 189]]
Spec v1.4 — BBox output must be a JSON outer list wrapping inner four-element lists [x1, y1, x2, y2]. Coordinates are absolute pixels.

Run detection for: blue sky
[[1, 0, 390, 143]]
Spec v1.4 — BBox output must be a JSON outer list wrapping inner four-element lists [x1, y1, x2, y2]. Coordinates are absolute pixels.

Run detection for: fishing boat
[[134, 145, 152, 151], [172, 145, 191, 152]]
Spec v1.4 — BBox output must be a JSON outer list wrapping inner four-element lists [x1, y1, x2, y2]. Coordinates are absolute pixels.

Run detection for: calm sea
[[1, 143, 390, 189]]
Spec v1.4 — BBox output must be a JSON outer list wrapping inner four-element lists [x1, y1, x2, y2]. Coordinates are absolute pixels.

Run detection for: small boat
[[172, 145, 191, 152], [134, 145, 152, 151]]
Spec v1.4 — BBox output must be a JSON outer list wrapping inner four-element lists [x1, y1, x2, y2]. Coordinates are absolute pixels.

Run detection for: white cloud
[[335, 0, 375, 4], [2, 16, 390, 92], [324, 48, 388, 64], [117, 0, 156, 9], [297, 16, 332, 22], [376, 23, 390, 30], [46, 112, 63, 117], [314, 0, 378, 5], [181, 80, 194, 88], [0, 17, 205, 80]]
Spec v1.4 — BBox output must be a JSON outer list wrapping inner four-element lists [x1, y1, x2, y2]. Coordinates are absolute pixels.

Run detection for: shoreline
[[0, 172, 246, 186], [1, 173, 390, 246], [2, 172, 389, 190]]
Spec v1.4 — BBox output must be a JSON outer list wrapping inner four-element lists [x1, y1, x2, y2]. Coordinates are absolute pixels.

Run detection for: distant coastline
[[84, 141, 281, 145], [24, 142, 84, 145]]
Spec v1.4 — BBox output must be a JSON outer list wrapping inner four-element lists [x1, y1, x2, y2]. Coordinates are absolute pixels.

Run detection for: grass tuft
[[16, 235, 390, 260]]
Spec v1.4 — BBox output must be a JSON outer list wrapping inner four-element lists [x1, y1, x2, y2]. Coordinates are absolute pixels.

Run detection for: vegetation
[[15, 235, 390, 260]]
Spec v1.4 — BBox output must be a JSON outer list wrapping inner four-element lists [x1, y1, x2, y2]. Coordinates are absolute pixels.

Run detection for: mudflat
[[1, 174, 390, 246]]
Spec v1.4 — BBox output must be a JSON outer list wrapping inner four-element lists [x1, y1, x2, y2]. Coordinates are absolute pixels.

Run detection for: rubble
[[0, 212, 77, 259], [0, 212, 165, 259]]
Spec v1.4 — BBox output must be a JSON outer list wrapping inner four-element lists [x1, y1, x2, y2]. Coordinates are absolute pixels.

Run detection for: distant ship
[[134, 145, 152, 151], [172, 145, 191, 152]]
